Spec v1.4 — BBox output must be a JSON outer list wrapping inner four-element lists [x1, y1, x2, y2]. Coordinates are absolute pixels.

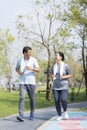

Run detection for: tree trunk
[[84, 55, 87, 95], [6, 76, 12, 92], [82, 34, 87, 95], [46, 48, 51, 101], [82, 34, 85, 73]]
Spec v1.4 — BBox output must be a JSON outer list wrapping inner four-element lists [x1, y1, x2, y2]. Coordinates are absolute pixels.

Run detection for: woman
[[51, 52, 72, 121]]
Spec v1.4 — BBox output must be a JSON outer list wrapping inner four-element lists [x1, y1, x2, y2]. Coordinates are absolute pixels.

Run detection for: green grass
[[0, 87, 87, 118], [79, 107, 87, 111], [68, 87, 87, 103], [0, 89, 19, 117], [0, 88, 54, 118]]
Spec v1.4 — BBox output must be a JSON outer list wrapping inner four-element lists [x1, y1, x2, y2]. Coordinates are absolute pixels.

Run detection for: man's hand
[[19, 71, 24, 75], [26, 66, 32, 70], [16, 68, 24, 75], [26, 66, 40, 72]]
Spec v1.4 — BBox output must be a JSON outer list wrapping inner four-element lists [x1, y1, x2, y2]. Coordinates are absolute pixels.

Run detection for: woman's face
[[55, 53, 62, 61]]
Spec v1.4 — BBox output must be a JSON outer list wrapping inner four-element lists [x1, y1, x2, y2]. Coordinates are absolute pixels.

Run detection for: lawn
[[0, 87, 87, 118]]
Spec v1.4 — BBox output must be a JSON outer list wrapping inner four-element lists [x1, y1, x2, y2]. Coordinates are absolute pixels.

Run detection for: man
[[16, 46, 40, 121]]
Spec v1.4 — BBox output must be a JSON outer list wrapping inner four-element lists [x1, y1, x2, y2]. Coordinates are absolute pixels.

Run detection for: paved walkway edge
[[37, 102, 87, 130], [37, 116, 56, 130]]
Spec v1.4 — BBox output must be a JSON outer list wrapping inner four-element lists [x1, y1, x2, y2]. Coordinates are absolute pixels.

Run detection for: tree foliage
[[0, 29, 15, 91], [64, 0, 87, 94]]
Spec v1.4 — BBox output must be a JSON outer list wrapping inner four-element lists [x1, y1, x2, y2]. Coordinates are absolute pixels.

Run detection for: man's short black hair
[[22, 46, 32, 54]]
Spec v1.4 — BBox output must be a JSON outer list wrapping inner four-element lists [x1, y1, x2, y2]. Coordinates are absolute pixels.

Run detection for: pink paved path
[[58, 116, 87, 130]]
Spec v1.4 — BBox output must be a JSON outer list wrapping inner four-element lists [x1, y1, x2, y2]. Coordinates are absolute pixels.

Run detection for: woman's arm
[[60, 64, 73, 79], [60, 74, 72, 79]]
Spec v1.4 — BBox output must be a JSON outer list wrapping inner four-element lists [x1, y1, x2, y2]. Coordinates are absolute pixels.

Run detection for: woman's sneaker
[[56, 116, 62, 121], [64, 112, 69, 119]]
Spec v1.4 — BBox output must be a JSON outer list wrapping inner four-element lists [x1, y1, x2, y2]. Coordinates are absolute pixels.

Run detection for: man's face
[[24, 50, 32, 58]]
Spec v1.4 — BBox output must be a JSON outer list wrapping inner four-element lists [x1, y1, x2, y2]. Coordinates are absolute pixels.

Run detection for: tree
[[65, 0, 87, 95], [0, 29, 15, 91], [16, 0, 76, 100]]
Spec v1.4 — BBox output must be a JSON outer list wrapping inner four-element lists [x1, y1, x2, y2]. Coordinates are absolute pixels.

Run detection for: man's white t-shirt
[[16, 56, 39, 85]]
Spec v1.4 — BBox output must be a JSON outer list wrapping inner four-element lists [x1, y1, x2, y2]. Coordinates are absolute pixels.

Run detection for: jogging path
[[0, 102, 87, 130]]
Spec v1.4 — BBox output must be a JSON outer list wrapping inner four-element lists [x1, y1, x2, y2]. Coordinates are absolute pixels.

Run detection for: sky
[[0, 0, 34, 82], [0, 0, 33, 36], [0, 0, 67, 36]]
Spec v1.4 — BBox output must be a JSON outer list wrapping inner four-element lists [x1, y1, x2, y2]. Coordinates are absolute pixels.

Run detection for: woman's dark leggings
[[53, 90, 68, 116]]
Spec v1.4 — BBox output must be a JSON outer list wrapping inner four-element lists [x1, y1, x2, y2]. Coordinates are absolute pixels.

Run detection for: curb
[[37, 116, 56, 130]]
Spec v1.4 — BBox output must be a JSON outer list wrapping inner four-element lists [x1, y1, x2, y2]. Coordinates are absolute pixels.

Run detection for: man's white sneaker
[[56, 116, 62, 121], [64, 112, 69, 119]]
